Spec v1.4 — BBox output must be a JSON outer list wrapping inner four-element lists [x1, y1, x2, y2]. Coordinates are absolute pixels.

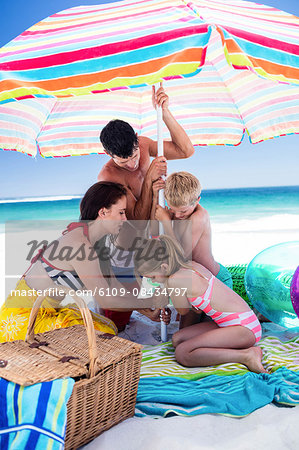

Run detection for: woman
[[0, 182, 156, 342]]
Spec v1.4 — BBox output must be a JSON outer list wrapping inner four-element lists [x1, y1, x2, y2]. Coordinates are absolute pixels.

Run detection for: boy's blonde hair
[[165, 172, 201, 207]]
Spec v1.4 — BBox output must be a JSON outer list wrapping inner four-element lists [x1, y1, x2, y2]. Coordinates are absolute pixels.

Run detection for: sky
[[0, 0, 298, 199]]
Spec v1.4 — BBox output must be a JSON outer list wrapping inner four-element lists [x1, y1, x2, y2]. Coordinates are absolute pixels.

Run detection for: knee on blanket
[[174, 345, 196, 367], [172, 332, 181, 348]]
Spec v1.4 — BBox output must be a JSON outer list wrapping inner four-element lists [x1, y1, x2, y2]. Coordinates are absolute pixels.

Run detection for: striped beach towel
[[141, 334, 299, 380], [137, 329, 299, 417], [0, 378, 74, 449]]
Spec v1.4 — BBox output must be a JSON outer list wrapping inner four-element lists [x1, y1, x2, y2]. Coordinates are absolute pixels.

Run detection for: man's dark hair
[[100, 119, 138, 158]]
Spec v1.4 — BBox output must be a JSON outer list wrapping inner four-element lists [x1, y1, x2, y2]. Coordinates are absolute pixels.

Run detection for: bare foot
[[243, 347, 268, 374]]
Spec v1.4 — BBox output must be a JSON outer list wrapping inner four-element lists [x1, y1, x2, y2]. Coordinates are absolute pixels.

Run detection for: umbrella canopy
[[0, 0, 298, 157]]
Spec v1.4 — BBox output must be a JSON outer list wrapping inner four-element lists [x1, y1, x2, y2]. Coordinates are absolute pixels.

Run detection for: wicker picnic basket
[[0, 290, 143, 449]]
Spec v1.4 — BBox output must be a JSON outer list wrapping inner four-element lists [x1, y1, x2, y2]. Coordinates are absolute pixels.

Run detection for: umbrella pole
[[155, 85, 168, 343]]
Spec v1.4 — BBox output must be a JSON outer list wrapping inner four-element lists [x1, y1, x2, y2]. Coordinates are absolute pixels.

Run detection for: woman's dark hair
[[100, 119, 138, 158], [80, 181, 127, 220], [80, 181, 127, 286]]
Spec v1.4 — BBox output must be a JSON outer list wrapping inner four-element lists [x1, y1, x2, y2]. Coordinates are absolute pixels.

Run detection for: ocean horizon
[[0, 185, 298, 224], [0, 195, 83, 204], [1, 184, 298, 203]]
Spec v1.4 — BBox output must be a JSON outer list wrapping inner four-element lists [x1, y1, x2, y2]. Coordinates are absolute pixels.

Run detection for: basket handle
[[25, 286, 99, 379]]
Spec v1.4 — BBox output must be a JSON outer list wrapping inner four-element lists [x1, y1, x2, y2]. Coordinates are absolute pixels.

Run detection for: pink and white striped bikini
[[188, 270, 262, 343]]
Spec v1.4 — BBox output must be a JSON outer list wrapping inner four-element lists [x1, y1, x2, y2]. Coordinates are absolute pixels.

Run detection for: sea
[[0, 184, 298, 264], [1, 185, 298, 223]]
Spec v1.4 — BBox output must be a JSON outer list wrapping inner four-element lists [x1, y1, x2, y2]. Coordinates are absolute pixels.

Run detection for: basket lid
[[0, 325, 142, 386]]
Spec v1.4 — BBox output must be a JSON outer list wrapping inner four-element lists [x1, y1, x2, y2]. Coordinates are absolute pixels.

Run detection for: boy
[[154, 171, 232, 328]]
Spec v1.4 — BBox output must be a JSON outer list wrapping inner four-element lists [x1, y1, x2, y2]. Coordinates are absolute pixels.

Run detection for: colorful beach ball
[[245, 241, 299, 329]]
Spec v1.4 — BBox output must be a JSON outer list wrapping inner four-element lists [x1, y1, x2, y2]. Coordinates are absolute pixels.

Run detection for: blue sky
[[0, 0, 298, 199]]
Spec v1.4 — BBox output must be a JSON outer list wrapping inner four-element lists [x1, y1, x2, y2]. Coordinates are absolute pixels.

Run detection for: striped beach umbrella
[[0, 0, 298, 157]]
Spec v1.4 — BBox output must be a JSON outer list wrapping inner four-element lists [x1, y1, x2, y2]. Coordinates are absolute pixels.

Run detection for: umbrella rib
[[36, 99, 58, 157]]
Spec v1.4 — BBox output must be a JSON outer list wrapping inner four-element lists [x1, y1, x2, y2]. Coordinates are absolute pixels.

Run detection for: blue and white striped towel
[[0, 377, 75, 450]]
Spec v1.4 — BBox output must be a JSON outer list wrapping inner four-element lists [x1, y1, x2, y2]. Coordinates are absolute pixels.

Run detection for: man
[[98, 84, 194, 220], [97, 84, 194, 331]]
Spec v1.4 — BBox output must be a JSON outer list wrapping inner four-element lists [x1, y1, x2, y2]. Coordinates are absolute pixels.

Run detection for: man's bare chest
[[126, 170, 145, 198], [125, 158, 149, 197]]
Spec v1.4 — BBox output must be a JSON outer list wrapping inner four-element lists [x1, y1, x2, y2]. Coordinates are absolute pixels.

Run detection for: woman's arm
[[72, 253, 155, 310], [138, 307, 171, 324]]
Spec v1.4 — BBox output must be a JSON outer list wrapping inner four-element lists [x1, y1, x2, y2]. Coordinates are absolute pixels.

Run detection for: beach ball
[[245, 241, 299, 328], [291, 266, 299, 319]]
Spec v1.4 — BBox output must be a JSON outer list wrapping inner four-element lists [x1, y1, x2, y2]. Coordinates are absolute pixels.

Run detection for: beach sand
[[84, 402, 299, 450]]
